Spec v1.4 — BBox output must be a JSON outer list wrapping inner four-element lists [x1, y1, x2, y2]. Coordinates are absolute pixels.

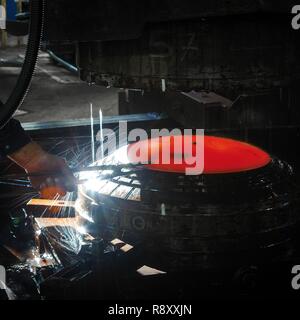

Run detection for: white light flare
[[90, 103, 95, 163], [99, 108, 104, 160]]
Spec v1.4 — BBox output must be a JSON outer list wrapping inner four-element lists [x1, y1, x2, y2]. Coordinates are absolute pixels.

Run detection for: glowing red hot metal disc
[[127, 135, 271, 174]]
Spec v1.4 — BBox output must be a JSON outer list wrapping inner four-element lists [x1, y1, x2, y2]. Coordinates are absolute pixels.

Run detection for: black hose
[[0, 0, 45, 129]]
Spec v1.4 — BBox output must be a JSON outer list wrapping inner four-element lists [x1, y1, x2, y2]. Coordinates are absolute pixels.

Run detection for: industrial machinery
[[0, 0, 44, 128], [0, 0, 300, 300], [76, 137, 298, 272], [44, 0, 300, 129]]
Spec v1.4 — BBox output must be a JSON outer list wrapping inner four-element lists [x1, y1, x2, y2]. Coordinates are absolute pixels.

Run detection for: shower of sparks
[[0, 135, 101, 274], [0, 127, 122, 267], [36, 192, 83, 257]]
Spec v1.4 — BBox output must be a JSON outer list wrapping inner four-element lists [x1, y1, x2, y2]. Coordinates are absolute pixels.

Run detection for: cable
[[0, 0, 45, 129]]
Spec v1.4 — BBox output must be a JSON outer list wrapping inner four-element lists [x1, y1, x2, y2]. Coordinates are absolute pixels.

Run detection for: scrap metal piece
[[111, 239, 124, 246], [120, 244, 134, 253], [181, 91, 233, 108], [111, 239, 134, 253], [27, 199, 76, 208], [137, 266, 167, 276], [165, 90, 233, 128]]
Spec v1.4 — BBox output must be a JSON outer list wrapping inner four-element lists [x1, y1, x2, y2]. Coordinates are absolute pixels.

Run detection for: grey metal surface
[[22, 113, 166, 131], [77, 156, 299, 271]]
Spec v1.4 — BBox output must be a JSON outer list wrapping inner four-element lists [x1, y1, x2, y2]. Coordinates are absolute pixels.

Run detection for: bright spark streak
[[90, 103, 95, 163], [99, 108, 104, 160]]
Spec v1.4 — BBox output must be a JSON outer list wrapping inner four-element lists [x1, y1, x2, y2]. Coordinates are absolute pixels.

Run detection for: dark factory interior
[[0, 0, 300, 302]]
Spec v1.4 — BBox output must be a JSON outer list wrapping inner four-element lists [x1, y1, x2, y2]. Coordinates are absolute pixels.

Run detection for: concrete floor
[[0, 45, 119, 124]]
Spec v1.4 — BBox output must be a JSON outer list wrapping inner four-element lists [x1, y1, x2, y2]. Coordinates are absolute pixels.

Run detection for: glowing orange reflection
[[128, 135, 271, 174]]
